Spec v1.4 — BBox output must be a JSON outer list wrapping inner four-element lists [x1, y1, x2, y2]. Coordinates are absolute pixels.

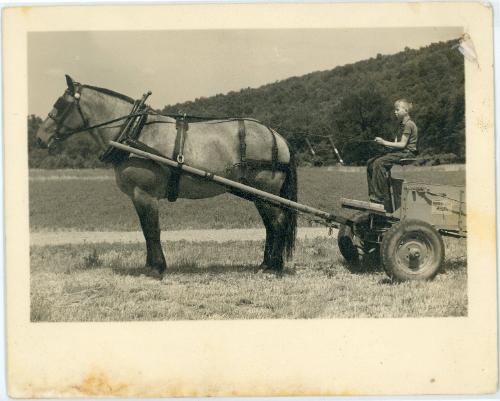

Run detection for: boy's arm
[[374, 134, 409, 149]]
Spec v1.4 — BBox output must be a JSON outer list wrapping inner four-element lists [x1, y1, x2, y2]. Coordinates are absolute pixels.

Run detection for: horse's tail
[[280, 147, 298, 260]]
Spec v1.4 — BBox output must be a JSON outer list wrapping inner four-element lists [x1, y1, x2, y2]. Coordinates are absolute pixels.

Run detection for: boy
[[367, 99, 418, 205]]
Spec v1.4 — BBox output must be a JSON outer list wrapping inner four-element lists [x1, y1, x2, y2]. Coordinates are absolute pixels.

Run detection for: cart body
[[341, 180, 466, 237], [339, 177, 466, 281]]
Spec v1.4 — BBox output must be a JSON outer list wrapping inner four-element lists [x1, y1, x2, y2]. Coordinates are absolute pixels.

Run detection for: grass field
[[31, 237, 467, 321], [29, 167, 466, 231], [29, 166, 467, 321]]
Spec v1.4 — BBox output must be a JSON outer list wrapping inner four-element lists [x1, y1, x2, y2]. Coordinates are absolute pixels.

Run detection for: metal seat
[[383, 158, 417, 171], [382, 158, 417, 213]]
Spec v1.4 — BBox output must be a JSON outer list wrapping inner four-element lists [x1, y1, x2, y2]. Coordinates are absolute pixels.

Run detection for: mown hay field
[[29, 166, 467, 321], [31, 238, 467, 321]]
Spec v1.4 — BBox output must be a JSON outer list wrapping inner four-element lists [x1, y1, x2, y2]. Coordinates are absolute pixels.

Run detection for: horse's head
[[36, 75, 88, 154]]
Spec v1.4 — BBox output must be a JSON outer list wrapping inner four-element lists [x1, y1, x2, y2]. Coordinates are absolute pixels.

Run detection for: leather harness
[[100, 92, 152, 163], [165, 117, 282, 202], [49, 86, 287, 203], [166, 117, 189, 201]]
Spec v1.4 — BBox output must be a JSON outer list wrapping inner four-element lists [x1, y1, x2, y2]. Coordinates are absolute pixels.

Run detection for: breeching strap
[[238, 120, 247, 182], [270, 128, 278, 178], [238, 123, 280, 179]]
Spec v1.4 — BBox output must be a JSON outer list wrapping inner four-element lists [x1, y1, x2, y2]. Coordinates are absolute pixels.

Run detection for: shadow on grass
[[339, 259, 383, 276], [111, 266, 164, 279], [441, 257, 467, 273], [111, 263, 297, 278]]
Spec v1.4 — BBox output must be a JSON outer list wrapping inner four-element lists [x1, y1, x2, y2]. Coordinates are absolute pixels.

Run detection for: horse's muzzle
[[47, 138, 62, 155], [35, 137, 48, 149]]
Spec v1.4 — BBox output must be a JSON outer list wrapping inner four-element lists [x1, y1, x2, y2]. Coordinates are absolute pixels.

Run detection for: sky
[[28, 27, 462, 116]]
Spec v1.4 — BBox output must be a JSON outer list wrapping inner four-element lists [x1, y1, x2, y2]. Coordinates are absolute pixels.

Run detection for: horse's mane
[[82, 84, 135, 104]]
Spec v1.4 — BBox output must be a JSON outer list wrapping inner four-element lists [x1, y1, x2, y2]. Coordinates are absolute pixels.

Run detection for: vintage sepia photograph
[[4, 3, 496, 398], [29, 27, 467, 321]]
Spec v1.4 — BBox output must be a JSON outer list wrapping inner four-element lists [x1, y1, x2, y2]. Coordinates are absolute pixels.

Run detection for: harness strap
[[166, 117, 189, 202], [99, 92, 151, 163], [238, 120, 247, 182], [235, 122, 281, 179], [174, 118, 189, 164]]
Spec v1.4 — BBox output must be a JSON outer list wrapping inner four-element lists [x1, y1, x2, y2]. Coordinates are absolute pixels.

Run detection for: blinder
[[48, 85, 88, 142], [49, 94, 74, 121]]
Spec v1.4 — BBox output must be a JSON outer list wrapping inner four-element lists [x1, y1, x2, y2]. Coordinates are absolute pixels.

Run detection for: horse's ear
[[65, 74, 75, 94]]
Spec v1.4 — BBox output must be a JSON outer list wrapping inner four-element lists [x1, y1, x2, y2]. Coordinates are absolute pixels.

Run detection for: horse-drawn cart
[[110, 140, 467, 282], [36, 79, 466, 281]]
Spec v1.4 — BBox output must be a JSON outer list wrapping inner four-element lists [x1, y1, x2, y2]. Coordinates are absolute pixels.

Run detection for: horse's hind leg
[[255, 201, 286, 272], [255, 200, 274, 270], [132, 187, 167, 274]]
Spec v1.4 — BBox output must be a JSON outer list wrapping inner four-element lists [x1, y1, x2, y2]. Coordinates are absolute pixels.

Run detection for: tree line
[[28, 39, 464, 168]]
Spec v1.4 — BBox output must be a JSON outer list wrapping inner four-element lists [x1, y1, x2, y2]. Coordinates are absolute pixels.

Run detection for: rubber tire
[[338, 224, 360, 264], [338, 223, 380, 271], [381, 219, 445, 281]]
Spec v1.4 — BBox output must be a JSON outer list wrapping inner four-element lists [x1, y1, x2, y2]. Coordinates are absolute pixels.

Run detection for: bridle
[[48, 84, 91, 142], [46, 83, 151, 146]]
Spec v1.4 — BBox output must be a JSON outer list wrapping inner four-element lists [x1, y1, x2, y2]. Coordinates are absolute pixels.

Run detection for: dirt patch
[[29, 176, 113, 181]]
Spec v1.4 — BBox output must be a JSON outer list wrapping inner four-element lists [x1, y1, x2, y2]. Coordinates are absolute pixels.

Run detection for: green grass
[[30, 237, 467, 321], [29, 167, 465, 231]]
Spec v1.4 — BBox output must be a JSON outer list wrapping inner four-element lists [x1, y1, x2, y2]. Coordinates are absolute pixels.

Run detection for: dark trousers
[[367, 151, 412, 201]]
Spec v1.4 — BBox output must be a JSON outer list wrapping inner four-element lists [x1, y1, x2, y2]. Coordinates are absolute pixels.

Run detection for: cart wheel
[[381, 219, 444, 281], [338, 224, 359, 264], [338, 224, 380, 270]]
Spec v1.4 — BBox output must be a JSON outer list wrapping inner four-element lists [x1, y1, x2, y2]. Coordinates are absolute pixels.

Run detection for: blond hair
[[394, 99, 413, 112]]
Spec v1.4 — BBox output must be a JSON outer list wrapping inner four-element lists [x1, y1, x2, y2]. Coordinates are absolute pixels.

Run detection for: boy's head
[[394, 99, 412, 120]]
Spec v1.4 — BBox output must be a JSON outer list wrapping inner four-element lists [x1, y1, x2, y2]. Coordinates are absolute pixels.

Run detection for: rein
[[53, 111, 154, 141], [50, 83, 266, 144], [48, 83, 160, 145]]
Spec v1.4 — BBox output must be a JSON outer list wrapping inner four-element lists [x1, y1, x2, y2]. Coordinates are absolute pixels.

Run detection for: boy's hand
[[374, 137, 385, 145]]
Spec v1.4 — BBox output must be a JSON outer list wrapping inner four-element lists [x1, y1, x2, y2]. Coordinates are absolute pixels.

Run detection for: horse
[[35, 75, 297, 275]]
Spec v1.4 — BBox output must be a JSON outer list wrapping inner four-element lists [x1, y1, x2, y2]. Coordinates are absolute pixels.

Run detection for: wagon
[[110, 141, 466, 282], [338, 159, 466, 281]]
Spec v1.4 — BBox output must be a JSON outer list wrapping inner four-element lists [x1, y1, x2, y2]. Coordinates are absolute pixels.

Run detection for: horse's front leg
[[115, 159, 168, 275], [132, 186, 167, 274]]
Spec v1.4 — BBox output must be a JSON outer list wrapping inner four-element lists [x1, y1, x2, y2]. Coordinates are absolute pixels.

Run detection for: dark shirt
[[396, 116, 418, 153]]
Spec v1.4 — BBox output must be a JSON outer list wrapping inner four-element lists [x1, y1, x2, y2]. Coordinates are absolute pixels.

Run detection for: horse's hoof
[[145, 264, 166, 279], [257, 264, 283, 276], [152, 270, 165, 280], [141, 268, 163, 280], [256, 262, 272, 272]]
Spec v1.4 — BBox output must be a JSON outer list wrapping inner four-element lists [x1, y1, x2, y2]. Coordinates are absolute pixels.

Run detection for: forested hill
[[28, 39, 464, 168], [162, 39, 464, 165]]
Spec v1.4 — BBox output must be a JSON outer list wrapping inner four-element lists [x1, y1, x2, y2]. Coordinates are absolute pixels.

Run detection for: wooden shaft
[[110, 141, 346, 225]]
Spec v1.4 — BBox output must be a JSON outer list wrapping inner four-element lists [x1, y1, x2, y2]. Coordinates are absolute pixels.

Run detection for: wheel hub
[[396, 236, 430, 271]]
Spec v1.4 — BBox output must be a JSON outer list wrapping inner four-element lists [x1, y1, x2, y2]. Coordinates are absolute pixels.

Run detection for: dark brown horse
[[36, 75, 297, 275]]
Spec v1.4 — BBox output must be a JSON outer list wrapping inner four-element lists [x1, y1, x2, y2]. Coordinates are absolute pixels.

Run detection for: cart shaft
[[110, 141, 348, 226]]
